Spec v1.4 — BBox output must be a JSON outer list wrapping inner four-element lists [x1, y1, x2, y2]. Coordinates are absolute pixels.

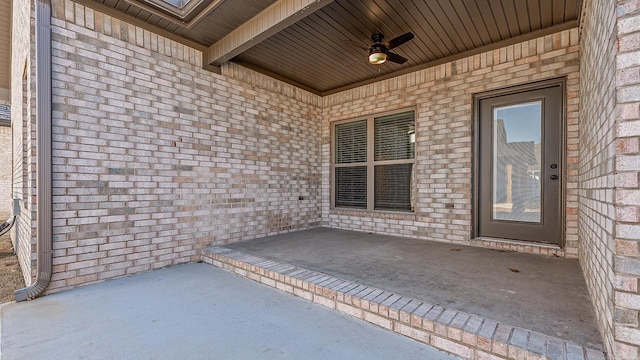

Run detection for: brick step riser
[[201, 247, 605, 360]]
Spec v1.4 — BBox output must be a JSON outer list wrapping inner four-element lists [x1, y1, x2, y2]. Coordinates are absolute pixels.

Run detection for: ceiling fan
[[347, 32, 415, 65]]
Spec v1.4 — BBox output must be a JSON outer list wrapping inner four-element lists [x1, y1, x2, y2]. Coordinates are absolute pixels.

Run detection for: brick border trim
[[470, 238, 567, 258], [201, 246, 605, 360]]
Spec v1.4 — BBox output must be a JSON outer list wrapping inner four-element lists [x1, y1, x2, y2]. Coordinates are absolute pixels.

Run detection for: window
[[138, 0, 204, 19], [332, 110, 415, 212], [160, 0, 192, 8]]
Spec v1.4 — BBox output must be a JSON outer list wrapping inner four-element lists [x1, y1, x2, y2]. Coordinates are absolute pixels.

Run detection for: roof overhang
[[81, 0, 584, 94]]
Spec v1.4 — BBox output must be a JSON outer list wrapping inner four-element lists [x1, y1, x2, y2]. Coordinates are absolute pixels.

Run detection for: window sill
[[329, 207, 416, 220]]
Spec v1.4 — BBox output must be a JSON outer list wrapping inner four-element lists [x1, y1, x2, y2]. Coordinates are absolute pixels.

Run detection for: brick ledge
[[470, 237, 568, 258], [200, 246, 603, 360]]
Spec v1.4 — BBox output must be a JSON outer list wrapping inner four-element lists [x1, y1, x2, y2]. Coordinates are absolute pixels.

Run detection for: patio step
[[201, 246, 606, 360]]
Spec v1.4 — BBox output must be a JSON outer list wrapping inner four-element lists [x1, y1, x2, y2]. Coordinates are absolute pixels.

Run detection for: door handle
[[550, 175, 558, 180]]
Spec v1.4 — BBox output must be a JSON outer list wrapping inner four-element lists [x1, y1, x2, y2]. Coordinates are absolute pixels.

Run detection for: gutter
[[15, 0, 53, 301]]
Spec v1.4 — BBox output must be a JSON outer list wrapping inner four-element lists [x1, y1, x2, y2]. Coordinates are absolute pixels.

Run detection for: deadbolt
[[550, 175, 558, 180], [550, 164, 558, 169]]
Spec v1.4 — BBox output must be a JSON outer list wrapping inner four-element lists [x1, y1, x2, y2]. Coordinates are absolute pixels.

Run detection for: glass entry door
[[477, 83, 563, 245]]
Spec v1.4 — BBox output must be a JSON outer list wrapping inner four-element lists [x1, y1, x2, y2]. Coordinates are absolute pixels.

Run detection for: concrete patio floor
[[0, 263, 458, 360], [224, 227, 603, 351]]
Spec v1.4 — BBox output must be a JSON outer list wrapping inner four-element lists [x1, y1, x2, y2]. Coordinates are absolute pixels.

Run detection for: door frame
[[472, 77, 567, 247]]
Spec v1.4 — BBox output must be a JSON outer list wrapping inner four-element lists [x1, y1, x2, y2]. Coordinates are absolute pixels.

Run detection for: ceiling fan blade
[[387, 52, 408, 64], [342, 39, 369, 51], [387, 32, 415, 49]]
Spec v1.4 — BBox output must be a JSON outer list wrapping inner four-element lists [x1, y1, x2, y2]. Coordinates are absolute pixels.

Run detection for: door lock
[[550, 164, 558, 169]]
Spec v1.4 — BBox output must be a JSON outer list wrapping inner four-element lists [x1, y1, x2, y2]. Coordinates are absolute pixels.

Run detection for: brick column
[[613, 1, 640, 358]]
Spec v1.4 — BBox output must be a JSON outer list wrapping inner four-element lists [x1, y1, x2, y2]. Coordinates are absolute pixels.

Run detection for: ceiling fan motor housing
[[370, 43, 387, 55], [371, 33, 385, 43]]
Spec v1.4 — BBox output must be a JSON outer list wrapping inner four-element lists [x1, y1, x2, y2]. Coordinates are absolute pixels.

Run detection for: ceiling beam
[[204, 0, 334, 66]]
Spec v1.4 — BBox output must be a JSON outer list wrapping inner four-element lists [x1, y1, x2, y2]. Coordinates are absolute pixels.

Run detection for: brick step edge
[[201, 246, 606, 360]]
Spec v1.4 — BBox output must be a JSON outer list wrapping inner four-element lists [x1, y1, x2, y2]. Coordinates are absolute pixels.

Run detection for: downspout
[[15, 0, 53, 301]]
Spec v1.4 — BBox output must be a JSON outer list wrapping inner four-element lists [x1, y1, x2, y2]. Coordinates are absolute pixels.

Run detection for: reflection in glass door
[[492, 102, 542, 223]]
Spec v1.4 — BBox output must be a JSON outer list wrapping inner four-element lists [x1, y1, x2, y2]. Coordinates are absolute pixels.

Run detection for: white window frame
[[331, 107, 416, 212]]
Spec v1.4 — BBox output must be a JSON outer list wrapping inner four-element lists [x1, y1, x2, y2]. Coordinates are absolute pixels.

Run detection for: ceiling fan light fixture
[[369, 51, 387, 64]]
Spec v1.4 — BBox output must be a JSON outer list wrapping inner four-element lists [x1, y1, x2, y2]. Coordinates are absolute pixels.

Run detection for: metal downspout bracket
[[15, 0, 53, 301]]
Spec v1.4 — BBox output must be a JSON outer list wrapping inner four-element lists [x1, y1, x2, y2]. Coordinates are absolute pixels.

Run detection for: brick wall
[[35, 0, 322, 293], [11, 0, 37, 287], [579, 0, 640, 358], [611, 1, 640, 358], [578, 0, 617, 356], [322, 29, 581, 257], [0, 124, 11, 219]]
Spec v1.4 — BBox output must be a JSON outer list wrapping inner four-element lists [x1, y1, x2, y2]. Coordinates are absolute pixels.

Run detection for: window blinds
[[335, 121, 367, 208], [374, 111, 415, 161], [374, 164, 413, 211], [333, 111, 415, 211], [335, 120, 367, 164], [335, 166, 367, 208]]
